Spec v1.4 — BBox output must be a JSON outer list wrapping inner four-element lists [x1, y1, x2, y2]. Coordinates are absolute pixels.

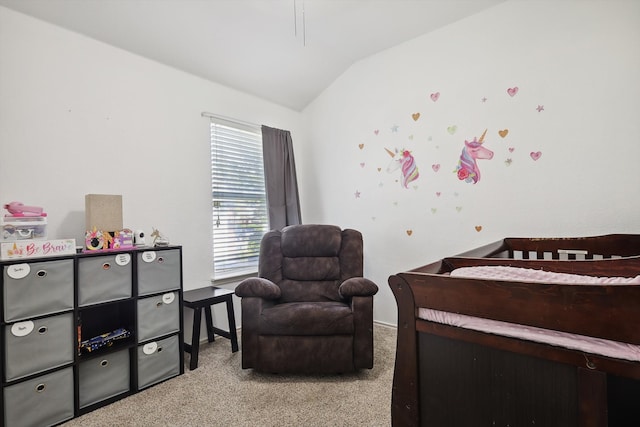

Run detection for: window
[[209, 118, 269, 280]]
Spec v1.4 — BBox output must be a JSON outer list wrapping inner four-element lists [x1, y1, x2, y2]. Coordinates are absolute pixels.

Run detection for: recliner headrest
[[280, 224, 342, 257]]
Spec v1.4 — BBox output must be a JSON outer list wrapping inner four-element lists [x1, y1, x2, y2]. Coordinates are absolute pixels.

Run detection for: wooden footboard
[[388, 251, 640, 427], [417, 330, 611, 426], [413, 323, 640, 426], [388, 274, 419, 426]]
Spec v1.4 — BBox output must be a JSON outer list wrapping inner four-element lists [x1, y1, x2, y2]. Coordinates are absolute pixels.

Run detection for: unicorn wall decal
[[385, 147, 419, 188], [454, 129, 494, 184]]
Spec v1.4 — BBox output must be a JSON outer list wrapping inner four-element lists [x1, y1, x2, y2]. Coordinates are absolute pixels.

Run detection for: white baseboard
[[373, 320, 397, 329]]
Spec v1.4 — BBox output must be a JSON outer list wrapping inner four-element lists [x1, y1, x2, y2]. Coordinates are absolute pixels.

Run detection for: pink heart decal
[[436, 192, 441, 197], [430, 92, 440, 102], [530, 151, 542, 161], [508, 147, 515, 152], [374, 129, 379, 135], [507, 87, 519, 97], [432, 164, 440, 172], [360, 162, 365, 168]]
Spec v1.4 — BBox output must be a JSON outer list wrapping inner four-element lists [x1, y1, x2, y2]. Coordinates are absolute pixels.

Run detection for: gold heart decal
[[377, 167, 381, 172], [406, 230, 413, 236], [358, 143, 364, 149], [475, 225, 483, 232], [499, 129, 509, 138], [412, 113, 420, 121]]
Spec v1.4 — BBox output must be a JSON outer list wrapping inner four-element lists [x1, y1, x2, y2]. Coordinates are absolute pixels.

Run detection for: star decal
[[536, 105, 544, 112]]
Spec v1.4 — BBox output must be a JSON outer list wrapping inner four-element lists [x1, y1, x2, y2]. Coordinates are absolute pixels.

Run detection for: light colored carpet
[[62, 324, 396, 426]]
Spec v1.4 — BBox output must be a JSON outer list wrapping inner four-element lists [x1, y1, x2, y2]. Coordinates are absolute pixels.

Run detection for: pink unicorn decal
[[454, 129, 494, 184], [385, 147, 419, 188]]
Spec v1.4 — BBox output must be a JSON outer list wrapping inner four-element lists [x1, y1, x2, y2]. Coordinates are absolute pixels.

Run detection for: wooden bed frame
[[388, 234, 640, 427]]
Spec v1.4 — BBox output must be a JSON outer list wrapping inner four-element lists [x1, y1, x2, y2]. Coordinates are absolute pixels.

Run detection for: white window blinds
[[210, 119, 269, 279]]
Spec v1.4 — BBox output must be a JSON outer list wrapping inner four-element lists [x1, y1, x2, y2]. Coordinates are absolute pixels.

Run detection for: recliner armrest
[[339, 277, 378, 298], [235, 277, 281, 300]]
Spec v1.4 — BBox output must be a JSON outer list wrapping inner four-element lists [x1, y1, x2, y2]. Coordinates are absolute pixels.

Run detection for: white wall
[[301, 0, 640, 325], [0, 6, 303, 291]]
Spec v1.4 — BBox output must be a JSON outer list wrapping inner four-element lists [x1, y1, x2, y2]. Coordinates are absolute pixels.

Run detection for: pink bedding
[[417, 266, 640, 362], [449, 265, 640, 285]]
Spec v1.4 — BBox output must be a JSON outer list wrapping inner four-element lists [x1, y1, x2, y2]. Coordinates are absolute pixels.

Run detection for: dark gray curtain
[[261, 125, 302, 230]]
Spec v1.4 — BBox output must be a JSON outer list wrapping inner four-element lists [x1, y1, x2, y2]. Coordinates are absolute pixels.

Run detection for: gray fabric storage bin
[[137, 291, 180, 342], [3, 367, 74, 427], [79, 348, 131, 408], [137, 249, 181, 296], [137, 334, 180, 389], [78, 253, 132, 306], [4, 312, 75, 381], [3, 259, 74, 322]]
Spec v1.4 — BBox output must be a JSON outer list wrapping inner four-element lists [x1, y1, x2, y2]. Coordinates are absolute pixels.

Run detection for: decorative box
[[85, 228, 134, 251], [1, 216, 47, 242], [1, 238, 76, 260]]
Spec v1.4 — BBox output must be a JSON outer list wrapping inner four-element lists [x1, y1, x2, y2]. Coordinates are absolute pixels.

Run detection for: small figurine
[[150, 227, 169, 247]]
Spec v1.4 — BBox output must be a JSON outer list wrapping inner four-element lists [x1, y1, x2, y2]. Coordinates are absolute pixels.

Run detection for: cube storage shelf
[[1, 246, 184, 427]]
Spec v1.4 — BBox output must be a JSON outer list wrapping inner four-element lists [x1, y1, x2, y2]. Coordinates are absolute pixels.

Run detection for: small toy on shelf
[[150, 227, 169, 247], [3, 201, 46, 217], [79, 328, 131, 354]]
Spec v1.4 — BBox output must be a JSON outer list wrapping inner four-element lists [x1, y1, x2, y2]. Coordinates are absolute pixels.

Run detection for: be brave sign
[[1, 239, 76, 260]]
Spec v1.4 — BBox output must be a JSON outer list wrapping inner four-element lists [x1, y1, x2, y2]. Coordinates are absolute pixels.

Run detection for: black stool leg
[[225, 296, 239, 353], [204, 305, 215, 343], [189, 307, 202, 370]]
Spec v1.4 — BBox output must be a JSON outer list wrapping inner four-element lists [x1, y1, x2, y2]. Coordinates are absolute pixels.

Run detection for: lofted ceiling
[[0, 0, 506, 111]]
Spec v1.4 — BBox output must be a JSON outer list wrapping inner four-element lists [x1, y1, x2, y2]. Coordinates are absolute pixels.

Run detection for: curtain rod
[[201, 112, 260, 129]]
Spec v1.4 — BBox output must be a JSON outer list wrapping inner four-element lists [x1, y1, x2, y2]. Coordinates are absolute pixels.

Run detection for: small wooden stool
[[183, 286, 239, 370]]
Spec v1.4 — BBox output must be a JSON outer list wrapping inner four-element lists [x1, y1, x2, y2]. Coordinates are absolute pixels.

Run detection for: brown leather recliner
[[234, 224, 378, 374]]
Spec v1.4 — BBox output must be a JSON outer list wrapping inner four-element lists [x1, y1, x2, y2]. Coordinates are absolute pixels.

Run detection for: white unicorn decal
[[385, 148, 419, 188]]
